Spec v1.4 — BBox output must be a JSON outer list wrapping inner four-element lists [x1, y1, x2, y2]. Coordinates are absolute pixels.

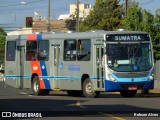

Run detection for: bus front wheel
[[83, 78, 100, 98], [120, 90, 137, 97], [32, 76, 43, 96]]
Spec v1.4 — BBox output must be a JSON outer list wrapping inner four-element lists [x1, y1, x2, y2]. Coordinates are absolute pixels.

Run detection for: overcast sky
[[0, 0, 159, 28]]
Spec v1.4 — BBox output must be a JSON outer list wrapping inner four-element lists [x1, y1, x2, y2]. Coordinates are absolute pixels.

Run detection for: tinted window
[[6, 41, 16, 61], [38, 40, 49, 61], [26, 41, 37, 61], [77, 39, 91, 61], [64, 40, 76, 61]]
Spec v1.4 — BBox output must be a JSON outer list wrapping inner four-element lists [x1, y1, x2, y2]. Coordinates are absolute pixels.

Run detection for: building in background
[[70, 3, 91, 20], [32, 19, 68, 33], [7, 28, 32, 35], [7, 3, 92, 35]]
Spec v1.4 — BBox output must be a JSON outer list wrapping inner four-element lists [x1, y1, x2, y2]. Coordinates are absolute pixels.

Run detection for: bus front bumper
[[105, 80, 154, 91]]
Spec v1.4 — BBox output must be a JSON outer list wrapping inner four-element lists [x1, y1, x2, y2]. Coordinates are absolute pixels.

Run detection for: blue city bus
[[5, 30, 154, 97]]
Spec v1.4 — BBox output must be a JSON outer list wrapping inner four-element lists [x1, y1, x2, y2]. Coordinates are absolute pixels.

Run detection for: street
[[0, 81, 160, 120]]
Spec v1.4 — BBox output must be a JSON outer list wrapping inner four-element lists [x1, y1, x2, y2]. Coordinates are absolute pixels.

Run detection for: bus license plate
[[128, 86, 137, 90]]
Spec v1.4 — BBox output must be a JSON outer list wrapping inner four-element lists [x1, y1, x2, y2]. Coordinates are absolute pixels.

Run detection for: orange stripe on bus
[[28, 34, 36, 40], [30, 61, 45, 89], [39, 79, 45, 89], [28, 34, 45, 89]]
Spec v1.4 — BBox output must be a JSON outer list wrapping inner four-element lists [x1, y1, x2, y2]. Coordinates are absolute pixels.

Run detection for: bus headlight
[[148, 74, 154, 81], [108, 74, 117, 82]]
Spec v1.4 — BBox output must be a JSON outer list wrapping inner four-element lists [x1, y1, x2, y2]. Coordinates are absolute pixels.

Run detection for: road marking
[[99, 112, 126, 120], [75, 100, 87, 108], [76, 105, 86, 108], [76, 101, 81, 106], [19, 92, 28, 95], [67, 101, 87, 108]]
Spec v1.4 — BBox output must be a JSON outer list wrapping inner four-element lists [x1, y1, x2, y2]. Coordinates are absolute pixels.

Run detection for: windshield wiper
[[134, 42, 142, 56]]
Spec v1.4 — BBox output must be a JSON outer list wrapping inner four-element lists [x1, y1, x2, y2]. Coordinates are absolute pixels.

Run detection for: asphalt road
[[0, 81, 160, 120]]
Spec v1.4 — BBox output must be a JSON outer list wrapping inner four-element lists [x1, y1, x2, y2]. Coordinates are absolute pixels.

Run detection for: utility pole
[[125, 0, 128, 16], [47, 0, 51, 32], [14, 13, 16, 23], [76, 0, 80, 32]]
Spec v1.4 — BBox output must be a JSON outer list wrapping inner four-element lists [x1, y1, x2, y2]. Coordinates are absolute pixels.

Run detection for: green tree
[[0, 27, 6, 64], [0, 27, 7, 36], [79, 0, 123, 31], [121, 1, 160, 60], [153, 9, 160, 60], [121, 2, 143, 30]]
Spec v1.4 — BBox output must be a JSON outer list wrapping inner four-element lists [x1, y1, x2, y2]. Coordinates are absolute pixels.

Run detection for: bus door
[[94, 45, 105, 90], [17, 46, 25, 88], [51, 45, 60, 88]]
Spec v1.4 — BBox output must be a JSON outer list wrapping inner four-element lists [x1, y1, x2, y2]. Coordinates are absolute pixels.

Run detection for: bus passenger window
[[6, 41, 16, 61], [26, 51, 37, 61], [64, 40, 76, 61], [38, 40, 49, 61], [77, 39, 91, 61], [26, 51, 32, 60], [26, 41, 37, 61]]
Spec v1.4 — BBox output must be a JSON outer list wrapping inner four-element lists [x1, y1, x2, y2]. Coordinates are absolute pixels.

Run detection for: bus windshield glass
[[106, 43, 152, 72]]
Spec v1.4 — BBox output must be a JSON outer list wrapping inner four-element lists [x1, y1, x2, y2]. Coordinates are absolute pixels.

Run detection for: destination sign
[[106, 34, 150, 41]]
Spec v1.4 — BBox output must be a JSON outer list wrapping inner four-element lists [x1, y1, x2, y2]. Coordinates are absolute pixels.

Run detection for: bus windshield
[[106, 43, 153, 72]]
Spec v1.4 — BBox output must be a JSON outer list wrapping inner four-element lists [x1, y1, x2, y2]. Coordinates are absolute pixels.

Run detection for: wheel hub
[[85, 82, 92, 94], [34, 81, 39, 92]]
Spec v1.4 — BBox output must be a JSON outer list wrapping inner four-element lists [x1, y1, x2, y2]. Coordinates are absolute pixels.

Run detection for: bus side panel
[[59, 61, 93, 90], [24, 61, 32, 88], [5, 62, 20, 88], [5, 37, 22, 88]]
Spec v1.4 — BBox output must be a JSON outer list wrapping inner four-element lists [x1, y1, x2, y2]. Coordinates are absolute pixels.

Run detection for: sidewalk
[[109, 89, 160, 95], [135, 89, 160, 97], [149, 89, 160, 94], [137, 89, 160, 94]]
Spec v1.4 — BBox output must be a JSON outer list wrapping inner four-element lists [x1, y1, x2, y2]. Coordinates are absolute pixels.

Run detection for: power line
[[47, 0, 51, 32]]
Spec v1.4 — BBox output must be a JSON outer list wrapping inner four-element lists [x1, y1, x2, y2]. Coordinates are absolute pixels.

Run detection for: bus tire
[[43, 90, 50, 95], [141, 90, 149, 94], [120, 90, 137, 97], [32, 76, 43, 96], [83, 78, 100, 98]]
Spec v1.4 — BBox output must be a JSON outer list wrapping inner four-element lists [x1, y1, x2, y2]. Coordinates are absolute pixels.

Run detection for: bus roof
[[6, 30, 149, 41]]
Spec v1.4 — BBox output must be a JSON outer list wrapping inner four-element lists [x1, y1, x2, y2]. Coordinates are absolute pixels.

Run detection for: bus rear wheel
[[120, 90, 137, 97], [83, 78, 100, 98], [32, 76, 43, 96]]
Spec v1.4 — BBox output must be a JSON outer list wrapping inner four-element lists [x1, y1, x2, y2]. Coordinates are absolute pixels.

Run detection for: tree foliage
[[79, 0, 160, 59], [121, 2, 160, 60], [121, 2, 143, 30], [0, 27, 6, 64], [153, 9, 160, 60], [79, 0, 123, 31]]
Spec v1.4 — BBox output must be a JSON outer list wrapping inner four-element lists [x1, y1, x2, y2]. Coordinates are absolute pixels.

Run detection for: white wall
[[155, 60, 160, 89]]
